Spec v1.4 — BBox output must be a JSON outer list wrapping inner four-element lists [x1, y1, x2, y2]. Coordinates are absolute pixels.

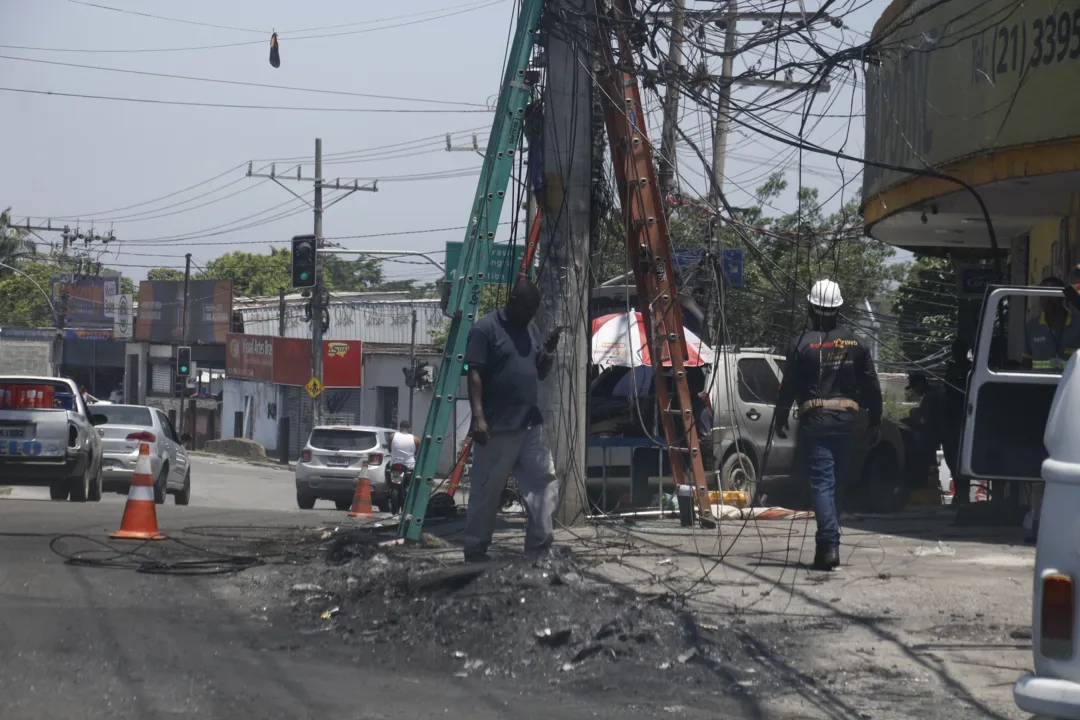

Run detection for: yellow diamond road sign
[[304, 376, 324, 399]]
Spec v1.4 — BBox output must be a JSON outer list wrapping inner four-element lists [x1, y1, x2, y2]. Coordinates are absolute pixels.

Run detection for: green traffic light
[[300, 272, 311, 280], [180, 365, 188, 373]]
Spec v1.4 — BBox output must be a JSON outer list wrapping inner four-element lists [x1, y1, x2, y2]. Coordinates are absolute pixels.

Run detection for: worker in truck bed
[[773, 279, 883, 571], [1022, 276, 1080, 541]]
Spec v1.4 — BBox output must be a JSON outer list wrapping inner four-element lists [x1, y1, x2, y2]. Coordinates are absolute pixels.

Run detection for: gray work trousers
[[463, 424, 558, 558]]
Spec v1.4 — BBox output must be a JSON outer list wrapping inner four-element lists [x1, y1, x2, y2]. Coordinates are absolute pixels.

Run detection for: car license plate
[[0, 427, 26, 439], [326, 457, 351, 467]]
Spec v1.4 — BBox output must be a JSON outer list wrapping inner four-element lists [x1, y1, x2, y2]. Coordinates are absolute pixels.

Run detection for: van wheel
[[50, 483, 69, 501], [88, 461, 102, 502], [69, 464, 89, 502], [721, 451, 758, 505]]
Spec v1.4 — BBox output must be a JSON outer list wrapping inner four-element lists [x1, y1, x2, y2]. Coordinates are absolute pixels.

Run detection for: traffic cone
[[347, 466, 375, 518], [110, 443, 165, 540]]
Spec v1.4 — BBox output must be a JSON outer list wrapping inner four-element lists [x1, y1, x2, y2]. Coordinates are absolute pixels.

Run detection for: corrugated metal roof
[[239, 298, 446, 345]]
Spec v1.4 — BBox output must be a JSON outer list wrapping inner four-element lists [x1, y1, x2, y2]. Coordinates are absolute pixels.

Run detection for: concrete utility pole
[[407, 308, 417, 425], [712, 0, 740, 196], [657, 0, 686, 199], [179, 253, 192, 438], [247, 139, 378, 424], [539, 0, 592, 527]]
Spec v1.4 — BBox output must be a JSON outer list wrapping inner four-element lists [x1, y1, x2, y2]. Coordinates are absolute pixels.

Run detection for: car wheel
[[296, 490, 316, 510], [88, 461, 102, 502], [174, 471, 191, 506], [721, 451, 758, 505], [50, 483, 69, 501], [335, 498, 352, 511], [153, 469, 167, 505], [68, 463, 89, 502], [861, 446, 909, 514]]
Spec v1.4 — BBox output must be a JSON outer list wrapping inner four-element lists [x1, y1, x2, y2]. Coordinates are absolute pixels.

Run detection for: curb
[[190, 451, 295, 472], [0, 487, 11, 497]]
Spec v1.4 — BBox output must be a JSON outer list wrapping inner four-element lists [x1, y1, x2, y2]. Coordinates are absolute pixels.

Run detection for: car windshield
[[309, 429, 378, 451], [93, 405, 153, 426]]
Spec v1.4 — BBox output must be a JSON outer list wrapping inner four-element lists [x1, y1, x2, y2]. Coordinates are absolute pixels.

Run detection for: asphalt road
[[0, 457, 678, 720]]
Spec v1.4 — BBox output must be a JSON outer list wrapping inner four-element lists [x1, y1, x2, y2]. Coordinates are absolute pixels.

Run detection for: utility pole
[[657, 0, 685, 199], [712, 0, 739, 195], [539, 0, 593, 527], [179, 252, 191, 439], [407, 308, 417, 425], [247, 139, 378, 424]]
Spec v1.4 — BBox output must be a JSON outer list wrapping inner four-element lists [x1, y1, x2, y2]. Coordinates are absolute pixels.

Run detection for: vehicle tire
[[376, 499, 391, 513], [50, 483, 69, 501], [335, 498, 352, 511], [153, 468, 167, 504], [87, 461, 102, 502], [174, 471, 191, 506], [68, 463, 89, 502], [720, 451, 758, 505], [296, 491, 316, 510], [389, 489, 403, 515], [861, 447, 909, 514]]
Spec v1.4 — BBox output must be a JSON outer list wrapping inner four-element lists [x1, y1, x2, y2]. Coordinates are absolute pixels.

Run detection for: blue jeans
[[799, 432, 853, 548]]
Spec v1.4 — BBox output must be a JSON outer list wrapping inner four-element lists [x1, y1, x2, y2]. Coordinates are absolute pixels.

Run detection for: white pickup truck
[[0, 376, 104, 501]]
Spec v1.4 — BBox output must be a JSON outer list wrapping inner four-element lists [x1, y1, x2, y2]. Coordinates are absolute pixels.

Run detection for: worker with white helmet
[[773, 279, 883, 571]]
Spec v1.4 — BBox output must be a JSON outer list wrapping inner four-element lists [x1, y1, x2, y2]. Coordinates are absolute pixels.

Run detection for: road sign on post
[[444, 241, 528, 285], [304, 376, 324, 399]]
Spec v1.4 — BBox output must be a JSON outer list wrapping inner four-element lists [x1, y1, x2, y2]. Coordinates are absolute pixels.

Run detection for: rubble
[[277, 540, 787, 698]]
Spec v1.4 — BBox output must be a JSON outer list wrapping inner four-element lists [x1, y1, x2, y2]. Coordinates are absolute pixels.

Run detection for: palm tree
[[0, 208, 37, 271]]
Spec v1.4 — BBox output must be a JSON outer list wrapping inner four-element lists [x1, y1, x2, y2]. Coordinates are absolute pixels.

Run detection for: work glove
[[773, 417, 789, 440]]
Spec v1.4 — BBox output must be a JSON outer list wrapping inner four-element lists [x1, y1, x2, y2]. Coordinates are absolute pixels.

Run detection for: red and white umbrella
[[591, 311, 715, 369]]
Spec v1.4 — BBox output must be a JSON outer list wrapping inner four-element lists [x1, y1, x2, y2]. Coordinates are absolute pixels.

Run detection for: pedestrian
[[942, 339, 970, 504], [1022, 276, 1080, 540], [463, 279, 562, 563], [773, 279, 883, 571]]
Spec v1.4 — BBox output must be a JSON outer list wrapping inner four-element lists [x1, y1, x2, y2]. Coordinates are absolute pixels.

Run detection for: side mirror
[[90, 414, 108, 426], [181, 433, 192, 444]]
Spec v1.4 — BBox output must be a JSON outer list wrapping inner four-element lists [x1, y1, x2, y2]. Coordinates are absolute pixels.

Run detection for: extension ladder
[[594, 0, 714, 525]]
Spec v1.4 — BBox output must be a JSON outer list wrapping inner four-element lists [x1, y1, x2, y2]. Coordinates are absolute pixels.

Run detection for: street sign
[[109, 294, 133, 340], [304, 376, 324, 399], [444, 241, 528, 284], [721, 249, 743, 289]]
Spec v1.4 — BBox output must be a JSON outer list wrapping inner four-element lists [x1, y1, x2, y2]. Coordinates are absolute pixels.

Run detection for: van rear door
[[960, 286, 1067, 483]]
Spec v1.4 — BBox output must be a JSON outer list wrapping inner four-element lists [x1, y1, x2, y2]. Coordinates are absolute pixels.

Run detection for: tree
[[322, 255, 383, 292], [593, 174, 903, 350], [196, 248, 293, 298], [0, 208, 37, 270], [147, 267, 185, 282], [0, 260, 58, 327], [890, 256, 958, 363]]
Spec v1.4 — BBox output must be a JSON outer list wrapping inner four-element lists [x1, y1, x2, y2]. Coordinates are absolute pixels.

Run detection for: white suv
[[294, 425, 394, 511]]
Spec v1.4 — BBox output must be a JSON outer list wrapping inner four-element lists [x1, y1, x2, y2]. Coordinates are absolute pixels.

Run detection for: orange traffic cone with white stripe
[[110, 442, 165, 540], [347, 464, 375, 518]]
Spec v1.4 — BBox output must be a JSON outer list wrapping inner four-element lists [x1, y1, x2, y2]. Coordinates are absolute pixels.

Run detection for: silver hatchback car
[[95, 404, 191, 505], [294, 425, 394, 511]]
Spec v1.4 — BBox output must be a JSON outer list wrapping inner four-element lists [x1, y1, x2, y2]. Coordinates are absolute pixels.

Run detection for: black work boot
[[812, 545, 840, 571]]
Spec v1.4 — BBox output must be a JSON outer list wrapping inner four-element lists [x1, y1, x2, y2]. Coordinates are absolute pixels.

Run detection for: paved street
[[0, 455, 1038, 719]]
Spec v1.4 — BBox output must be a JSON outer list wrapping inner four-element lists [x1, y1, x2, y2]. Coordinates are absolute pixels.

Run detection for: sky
[[0, 0, 897, 289]]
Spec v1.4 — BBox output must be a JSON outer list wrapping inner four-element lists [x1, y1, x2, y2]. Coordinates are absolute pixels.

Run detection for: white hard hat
[[808, 279, 844, 310]]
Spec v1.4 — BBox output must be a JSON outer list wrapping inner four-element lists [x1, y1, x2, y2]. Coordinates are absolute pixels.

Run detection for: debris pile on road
[[282, 531, 782, 691]]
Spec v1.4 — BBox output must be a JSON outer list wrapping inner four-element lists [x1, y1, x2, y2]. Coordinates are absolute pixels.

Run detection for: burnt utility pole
[[539, 0, 593, 527], [247, 139, 378, 423]]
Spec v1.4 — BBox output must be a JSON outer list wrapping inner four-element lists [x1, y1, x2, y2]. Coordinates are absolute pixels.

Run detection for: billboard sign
[[135, 279, 233, 344], [52, 274, 120, 327], [108, 294, 133, 340], [224, 335, 362, 387], [226, 334, 274, 382]]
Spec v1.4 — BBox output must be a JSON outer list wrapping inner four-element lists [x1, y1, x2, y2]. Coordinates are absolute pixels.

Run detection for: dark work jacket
[[775, 326, 883, 436]]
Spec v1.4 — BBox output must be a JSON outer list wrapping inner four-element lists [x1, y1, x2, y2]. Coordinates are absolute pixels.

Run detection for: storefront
[[862, 0, 1080, 349]]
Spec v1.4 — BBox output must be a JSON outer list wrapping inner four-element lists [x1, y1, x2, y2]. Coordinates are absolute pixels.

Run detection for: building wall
[[0, 339, 52, 375], [1028, 218, 1062, 284], [221, 378, 280, 452]]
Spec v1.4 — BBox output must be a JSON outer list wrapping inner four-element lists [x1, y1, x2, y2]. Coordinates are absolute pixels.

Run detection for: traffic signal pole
[[248, 139, 377, 424], [408, 307, 417, 425], [179, 253, 192, 441]]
